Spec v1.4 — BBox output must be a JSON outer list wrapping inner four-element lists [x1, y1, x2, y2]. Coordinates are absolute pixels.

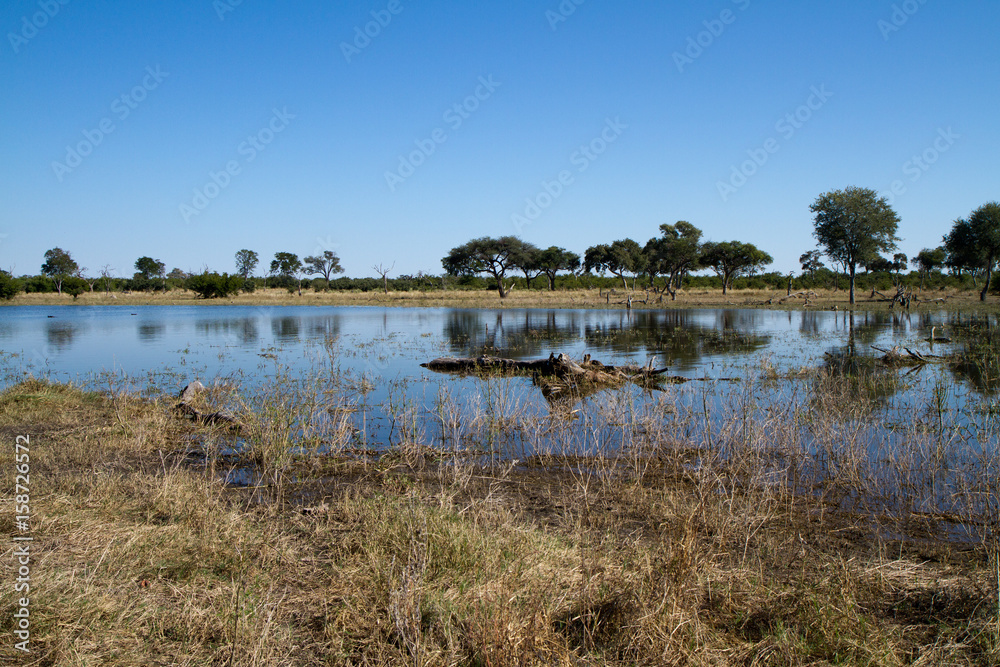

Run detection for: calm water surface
[[0, 304, 977, 384], [0, 305, 993, 457]]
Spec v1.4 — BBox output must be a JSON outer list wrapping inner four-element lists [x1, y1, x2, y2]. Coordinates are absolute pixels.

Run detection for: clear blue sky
[[2, 0, 997, 279]]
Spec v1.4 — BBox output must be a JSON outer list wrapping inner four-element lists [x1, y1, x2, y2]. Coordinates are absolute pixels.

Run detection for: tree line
[[1, 187, 997, 301], [439, 187, 999, 304], [0, 249, 349, 300]]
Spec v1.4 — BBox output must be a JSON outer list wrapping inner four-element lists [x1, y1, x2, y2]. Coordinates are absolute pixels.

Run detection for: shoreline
[[1, 285, 993, 312]]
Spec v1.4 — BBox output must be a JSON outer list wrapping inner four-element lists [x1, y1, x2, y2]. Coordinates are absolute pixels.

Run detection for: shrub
[[186, 272, 242, 299], [63, 276, 89, 300], [0, 271, 21, 300], [23, 275, 56, 293]]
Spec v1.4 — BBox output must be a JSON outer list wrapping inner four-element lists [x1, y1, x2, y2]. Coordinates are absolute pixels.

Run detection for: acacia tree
[[911, 247, 946, 290], [700, 241, 772, 294], [644, 221, 702, 301], [41, 247, 79, 294], [303, 250, 345, 288], [799, 250, 825, 279], [510, 242, 543, 288], [811, 186, 900, 304], [945, 202, 1000, 301], [135, 256, 166, 280], [270, 251, 303, 294], [442, 236, 527, 298], [536, 246, 580, 291], [584, 239, 645, 291]]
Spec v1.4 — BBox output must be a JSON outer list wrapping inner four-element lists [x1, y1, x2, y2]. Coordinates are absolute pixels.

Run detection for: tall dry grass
[[1, 362, 998, 665]]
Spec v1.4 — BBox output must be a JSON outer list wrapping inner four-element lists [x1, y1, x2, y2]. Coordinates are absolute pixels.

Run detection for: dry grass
[[0, 375, 998, 665], [4, 285, 993, 312]]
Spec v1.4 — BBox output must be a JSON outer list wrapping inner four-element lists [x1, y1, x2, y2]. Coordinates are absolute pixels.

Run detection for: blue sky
[[2, 0, 997, 279]]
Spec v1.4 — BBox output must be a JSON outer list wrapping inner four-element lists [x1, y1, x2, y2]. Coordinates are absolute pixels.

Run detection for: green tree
[[442, 236, 528, 298], [134, 256, 166, 280], [303, 250, 345, 288], [536, 246, 580, 291], [799, 250, 825, 279], [235, 249, 258, 278], [810, 186, 901, 304], [187, 272, 243, 299], [235, 249, 259, 292], [700, 241, 773, 294], [510, 242, 543, 288], [41, 247, 79, 294], [866, 256, 893, 274], [644, 221, 703, 301], [0, 270, 22, 300], [944, 202, 1000, 300], [63, 276, 88, 300], [911, 247, 946, 290], [584, 239, 645, 291], [892, 253, 908, 276], [270, 252, 303, 294]]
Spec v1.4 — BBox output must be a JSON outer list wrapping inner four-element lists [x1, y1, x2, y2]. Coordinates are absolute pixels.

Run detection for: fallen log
[[421, 352, 675, 386], [778, 290, 818, 304]]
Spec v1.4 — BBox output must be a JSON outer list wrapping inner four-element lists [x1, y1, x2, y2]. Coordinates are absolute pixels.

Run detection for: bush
[[125, 275, 168, 292], [0, 271, 22, 300], [186, 272, 242, 299], [63, 276, 89, 300], [22, 275, 55, 293]]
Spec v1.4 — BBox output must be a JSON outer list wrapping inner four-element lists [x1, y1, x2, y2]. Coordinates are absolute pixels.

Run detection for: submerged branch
[[421, 352, 684, 388]]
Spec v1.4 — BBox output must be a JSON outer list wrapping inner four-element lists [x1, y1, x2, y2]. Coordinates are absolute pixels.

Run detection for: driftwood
[[871, 345, 941, 366], [421, 353, 680, 386], [173, 381, 240, 428], [777, 290, 818, 305], [423, 353, 688, 411]]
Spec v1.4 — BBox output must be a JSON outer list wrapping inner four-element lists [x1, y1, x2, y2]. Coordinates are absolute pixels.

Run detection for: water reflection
[[271, 316, 301, 341], [443, 310, 584, 358], [138, 323, 165, 341], [45, 320, 78, 351], [582, 310, 771, 371], [441, 309, 771, 372], [947, 315, 1000, 394]]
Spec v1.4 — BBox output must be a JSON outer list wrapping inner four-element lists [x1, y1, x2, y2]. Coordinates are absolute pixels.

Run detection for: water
[[0, 305, 991, 399], [0, 304, 990, 453], [1, 304, 997, 537]]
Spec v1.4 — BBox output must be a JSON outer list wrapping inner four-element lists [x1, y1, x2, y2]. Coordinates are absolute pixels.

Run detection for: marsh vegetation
[[1, 306, 999, 664]]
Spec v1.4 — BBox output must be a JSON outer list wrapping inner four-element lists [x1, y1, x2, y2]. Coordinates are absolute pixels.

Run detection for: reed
[[1, 362, 997, 665]]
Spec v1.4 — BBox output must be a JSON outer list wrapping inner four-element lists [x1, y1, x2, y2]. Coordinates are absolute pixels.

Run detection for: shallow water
[[0, 304, 982, 384], [3, 304, 998, 539]]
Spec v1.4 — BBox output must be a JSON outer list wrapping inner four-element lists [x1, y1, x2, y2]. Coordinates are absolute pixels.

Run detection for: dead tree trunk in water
[[421, 353, 673, 386]]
